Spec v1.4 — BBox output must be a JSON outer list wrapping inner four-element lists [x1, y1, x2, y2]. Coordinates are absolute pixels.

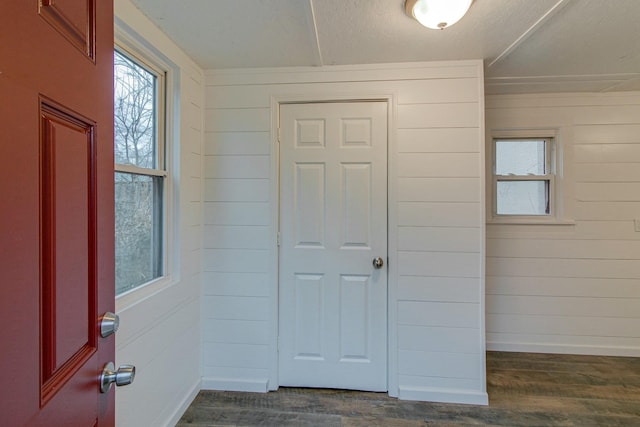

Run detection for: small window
[[492, 137, 555, 217], [114, 47, 167, 296]]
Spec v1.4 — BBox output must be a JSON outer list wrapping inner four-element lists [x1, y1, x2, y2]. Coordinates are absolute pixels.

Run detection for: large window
[[114, 47, 167, 296], [492, 137, 555, 218]]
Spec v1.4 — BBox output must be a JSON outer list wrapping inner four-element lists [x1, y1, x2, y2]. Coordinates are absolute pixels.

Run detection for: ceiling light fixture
[[405, 0, 473, 30]]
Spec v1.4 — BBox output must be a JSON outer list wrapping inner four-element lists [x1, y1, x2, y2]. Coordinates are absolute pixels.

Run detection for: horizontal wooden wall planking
[[486, 91, 640, 356], [202, 61, 486, 403]]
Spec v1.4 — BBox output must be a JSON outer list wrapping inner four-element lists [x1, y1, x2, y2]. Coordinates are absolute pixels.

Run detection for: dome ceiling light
[[405, 0, 473, 30]]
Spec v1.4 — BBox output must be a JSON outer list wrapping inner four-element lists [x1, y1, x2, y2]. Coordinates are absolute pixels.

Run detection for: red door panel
[[40, 100, 97, 406], [39, 0, 96, 60], [0, 1, 114, 426]]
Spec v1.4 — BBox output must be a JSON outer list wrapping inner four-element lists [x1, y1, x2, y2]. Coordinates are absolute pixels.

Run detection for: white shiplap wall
[[486, 92, 640, 357], [203, 61, 487, 404], [114, 1, 204, 426]]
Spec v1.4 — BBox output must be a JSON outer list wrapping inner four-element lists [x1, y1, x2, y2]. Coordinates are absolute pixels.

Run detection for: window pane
[[115, 172, 163, 295], [114, 50, 157, 169], [496, 180, 549, 215], [496, 139, 546, 175]]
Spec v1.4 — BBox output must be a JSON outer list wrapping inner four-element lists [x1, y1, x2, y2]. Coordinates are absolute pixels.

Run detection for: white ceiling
[[128, 0, 640, 94]]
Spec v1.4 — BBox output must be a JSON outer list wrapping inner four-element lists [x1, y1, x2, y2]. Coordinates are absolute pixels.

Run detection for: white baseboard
[[161, 378, 202, 427], [487, 341, 640, 357], [201, 377, 269, 393], [398, 386, 488, 405]]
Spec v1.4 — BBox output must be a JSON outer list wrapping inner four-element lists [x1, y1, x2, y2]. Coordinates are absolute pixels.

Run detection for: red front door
[[0, 1, 115, 426]]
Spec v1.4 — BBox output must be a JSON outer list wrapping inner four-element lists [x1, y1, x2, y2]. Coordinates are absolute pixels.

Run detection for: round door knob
[[100, 362, 136, 393], [373, 257, 384, 269]]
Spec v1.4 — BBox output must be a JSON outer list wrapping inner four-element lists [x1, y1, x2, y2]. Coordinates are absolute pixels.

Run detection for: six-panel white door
[[278, 101, 388, 391]]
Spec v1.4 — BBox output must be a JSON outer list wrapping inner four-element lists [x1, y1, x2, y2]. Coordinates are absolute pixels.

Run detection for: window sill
[[487, 218, 575, 226], [116, 275, 177, 313]]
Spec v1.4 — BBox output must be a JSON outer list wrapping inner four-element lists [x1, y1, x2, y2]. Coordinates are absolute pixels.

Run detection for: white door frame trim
[[268, 93, 399, 396]]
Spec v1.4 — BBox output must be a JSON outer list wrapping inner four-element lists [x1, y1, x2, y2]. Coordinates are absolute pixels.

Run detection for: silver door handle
[[373, 257, 384, 269], [100, 362, 135, 393]]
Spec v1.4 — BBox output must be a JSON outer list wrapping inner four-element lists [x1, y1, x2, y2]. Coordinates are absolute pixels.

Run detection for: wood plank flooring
[[177, 352, 640, 426]]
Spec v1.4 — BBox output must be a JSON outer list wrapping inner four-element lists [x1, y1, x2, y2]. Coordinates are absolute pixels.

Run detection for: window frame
[[114, 40, 173, 301], [488, 129, 568, 224]]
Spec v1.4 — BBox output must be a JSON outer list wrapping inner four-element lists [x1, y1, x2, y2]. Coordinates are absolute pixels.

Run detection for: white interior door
[[278, 101, 388, 391]]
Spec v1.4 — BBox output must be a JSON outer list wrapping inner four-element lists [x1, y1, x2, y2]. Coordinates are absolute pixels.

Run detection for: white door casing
[[278, 101, 388, 391]]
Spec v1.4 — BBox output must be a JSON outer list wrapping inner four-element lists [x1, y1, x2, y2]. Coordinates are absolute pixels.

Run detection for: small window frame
[[114, 41, 170, 298], [493, 137, 555, 218], [488, 129, 570, 224]]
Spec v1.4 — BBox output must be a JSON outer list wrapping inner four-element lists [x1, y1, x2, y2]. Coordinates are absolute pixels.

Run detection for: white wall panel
[[202, 272, 270, 297], [488, 295, 640, 318], [202, 60, 486, 404], [576, 182, 640, 202], [486, 92, 640, 357], [487, 238, 640, 260], [202, 296, 269, 321], [204, 319, 270, 344], [186, 176, 201, 203], [205, 108, 270, 132], [398, 103, 480, 128], [574, 143, 640, 163], [205, 131, 270, 155], [204, 202, 270, 226], [185, 100, 202, 132], [114, 2, 204, 426], [206, 79, 478, 110], [398, 301, 480, 328], [398, 276, 481, 303], [398, 153, 480, 177], [488, 314, 640, 337], [399, 252, 481, 278], [203, 249, 269, 273], [203, 343, 270, 369], [397, 178, 481, 202], [486, 333, 640, 356], [398, 325, 480, 354], [399, 227, 481, 252], [186, 126, 202, 155], [204, 225, 270, 249], [204, 155, 270, 179], [574, 221, 640, 240], [573, 201, 640, 221], [398, 351, 481, 379], [205, 62, 478, 86], [397, 128, 480, 153], [573, 123, 640, 143], [487, 276, 640, 298], [186, 152, 201, 177], [487, 258, 640, 279], [398, 375, 480, 392], [204, 178, 270, 202], [397, 202, 481, 227], [202, 366, 269, 392], [575, 163, 640, 182], [186, 201, 201, 226]]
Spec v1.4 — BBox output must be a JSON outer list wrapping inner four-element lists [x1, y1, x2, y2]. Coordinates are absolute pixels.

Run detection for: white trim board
[[162, 379, 202, 427], [398, 387, 489, 405], [488, 342, 640, 358], [201, 377, 269, 393]]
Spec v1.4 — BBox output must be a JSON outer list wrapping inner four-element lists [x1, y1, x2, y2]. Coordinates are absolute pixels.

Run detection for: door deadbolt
[[99, 312, 120, 338]]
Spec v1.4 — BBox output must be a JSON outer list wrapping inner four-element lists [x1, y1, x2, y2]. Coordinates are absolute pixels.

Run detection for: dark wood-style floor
[[177, 352, 640, 426]]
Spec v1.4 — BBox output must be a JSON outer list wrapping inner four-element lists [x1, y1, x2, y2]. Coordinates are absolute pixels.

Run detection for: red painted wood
[[40, 102, 97, 404], [0, 1, 114, 426], [39, 0, 96, 60]]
